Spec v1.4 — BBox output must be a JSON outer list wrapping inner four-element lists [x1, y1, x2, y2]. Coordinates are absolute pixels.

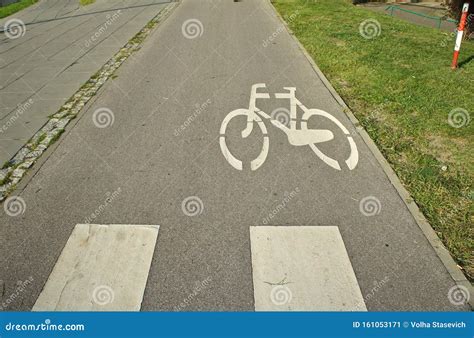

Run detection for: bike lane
[[0, 0, 470, 311]]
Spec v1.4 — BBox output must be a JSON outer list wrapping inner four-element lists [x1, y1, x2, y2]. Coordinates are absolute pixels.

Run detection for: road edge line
[[267, 0, 473, 309]]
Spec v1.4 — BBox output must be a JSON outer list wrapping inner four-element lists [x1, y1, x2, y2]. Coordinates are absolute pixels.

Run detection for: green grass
[[274, 0, 473, 280], [0, 0, 37, 19], [79, 0, 95, 6]]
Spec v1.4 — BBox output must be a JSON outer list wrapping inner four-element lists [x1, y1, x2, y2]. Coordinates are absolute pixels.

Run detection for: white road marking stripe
[[33, 224, 159, 311], [250, 226, 367, 311]]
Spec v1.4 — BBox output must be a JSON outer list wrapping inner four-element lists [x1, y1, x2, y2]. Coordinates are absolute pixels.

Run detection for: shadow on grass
[[458, 54, 474, 68]]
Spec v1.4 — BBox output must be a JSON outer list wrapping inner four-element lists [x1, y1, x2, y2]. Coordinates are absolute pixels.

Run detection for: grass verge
[[0, 0, 37, 19], [273, 0, 473, 280]]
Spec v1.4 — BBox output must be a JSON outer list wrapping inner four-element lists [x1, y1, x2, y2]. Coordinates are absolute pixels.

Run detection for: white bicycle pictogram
[[219, 83, 359, 171]]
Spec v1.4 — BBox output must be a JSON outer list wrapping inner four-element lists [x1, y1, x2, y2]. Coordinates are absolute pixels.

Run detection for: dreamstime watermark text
[[262, 10, 299, 47], [364, 276, 389, 303], [84, 10, 122, 48], [0, 277, 34, 310], [84, 187, 122, 224], [174, 99, 212, 136], [174, 277, 212, 311], [0, 99, 34, 134], [5, 319, 85, 332], [262, 187, 300, 224]]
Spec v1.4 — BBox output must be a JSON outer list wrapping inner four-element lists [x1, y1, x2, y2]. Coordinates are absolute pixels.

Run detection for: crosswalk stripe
[[33, 224, 159, 311], [250, 226, 367, 311]]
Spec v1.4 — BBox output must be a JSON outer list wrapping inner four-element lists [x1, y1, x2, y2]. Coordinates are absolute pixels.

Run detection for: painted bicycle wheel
[[219, 109, 269, 171], [301, 109, 358, 171]]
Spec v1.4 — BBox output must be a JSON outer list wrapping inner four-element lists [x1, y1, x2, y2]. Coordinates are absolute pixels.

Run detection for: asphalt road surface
[[0, 0, 470, 311]]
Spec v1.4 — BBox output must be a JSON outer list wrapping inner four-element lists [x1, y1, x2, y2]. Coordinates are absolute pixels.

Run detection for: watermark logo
[[92, 285, 115, 306], [270, 107, 291, 127], [92, 108, 115, 128], [4, 19, 26, 39], [448, 108, 470, 128], [270, 285, 292, 306], [182, 19, 203, 39], [359, 196, 381, 216], [447, 285, 470, 306], [181, 196, 204, 217], [4, 196, 26, 217], [359, 19, 381, 40]]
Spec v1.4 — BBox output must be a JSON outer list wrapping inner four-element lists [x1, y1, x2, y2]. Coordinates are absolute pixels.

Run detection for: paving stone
[[12, 168, 26, 178], [0, 0, 169, 166], [0, 168, 8, 182]]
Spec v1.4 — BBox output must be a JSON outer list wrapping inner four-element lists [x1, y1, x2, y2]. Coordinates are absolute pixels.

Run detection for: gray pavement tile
[[26, 97, 69, 117], [0, 116, 46, 143], [36, 82, 83, 100], [0, 139, 29, 163], [0, 0, 170, 165], [0, 92, 31, 109]]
